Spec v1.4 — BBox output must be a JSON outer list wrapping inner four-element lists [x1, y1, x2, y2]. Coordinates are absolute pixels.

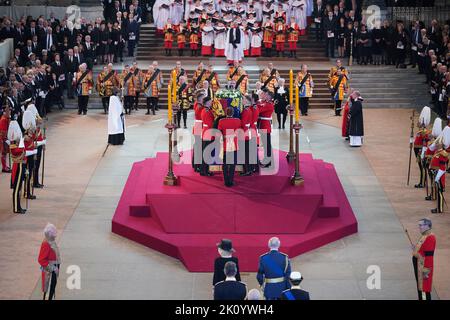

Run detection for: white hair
[[44, 223, 57, 240], [247, 289, 261, 300], [268, 237, 280, 250]]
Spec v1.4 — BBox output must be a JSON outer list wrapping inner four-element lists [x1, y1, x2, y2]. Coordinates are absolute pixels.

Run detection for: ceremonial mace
[[286, 69, 295, 163], [164, 82, 178, 186], [291, 85, 304, 186], [407, 109, 415, 186], [41, 126, 46, 187]]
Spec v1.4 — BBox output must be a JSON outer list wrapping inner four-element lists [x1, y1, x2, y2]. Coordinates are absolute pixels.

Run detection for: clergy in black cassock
[[108, 95, 125, 145], [348, 91, 364, 147]]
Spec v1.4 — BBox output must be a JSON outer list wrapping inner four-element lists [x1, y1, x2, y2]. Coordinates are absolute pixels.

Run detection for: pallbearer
[[176, 76, 193, 129], [240, 95, 254, 176], [74, 63, 93, 115], [429, 128, 450, 214], [142, 65, 160, 115], [295, 64, 314, 116], [413, 106, 431, 189], [96, 63, 118, 114], [200, 96, 215, 176], [120, 65, 137, 115], [258, 90, 274, 168]]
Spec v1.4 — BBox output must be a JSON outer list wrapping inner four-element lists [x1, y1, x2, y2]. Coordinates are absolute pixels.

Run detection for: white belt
[[259, 117, 272, 121], [203, 124, 209, 127], [195, 120, 203, 123], [245, 124, 250, 127]]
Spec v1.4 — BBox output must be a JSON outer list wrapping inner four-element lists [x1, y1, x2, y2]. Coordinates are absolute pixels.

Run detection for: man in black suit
[[323, 10, 337, 58], [64, 49, 78, 99], [13, 49, 25, 68], [280, 272, 310, 300], [83, 35, 96, 70], [213, 262, 247, 300], [313, 0, 325, 41], [31, 35, 41, 54], [25, 21, 38, 41], [42, 27, 57, 52], [0, 19, 16, 41], [410, 21, 422, 68]]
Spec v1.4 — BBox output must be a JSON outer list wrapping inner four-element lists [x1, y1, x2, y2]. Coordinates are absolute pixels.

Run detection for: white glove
[[5, 140, 10, 145], [25, 150, 34, 157], [435, 169, 446, 183], [421, 147, 426, 159], [36, 140, 46, 147]]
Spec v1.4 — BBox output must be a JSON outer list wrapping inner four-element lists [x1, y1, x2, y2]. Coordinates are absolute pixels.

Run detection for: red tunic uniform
[[430, 149, 448, 187], [413, 232, 436, 293], [341, 100, 350, 137], [258, 102, 274, 134], [218, 118, 242, 152], [164, 24, 174, 49], [241, 108, 253, 141], [201, 108, 215, 141], [10, 143, 26, 186], [287, 22, 300, 51], [193, 102, 203, 137], [38, 240, 59, 292], [0, 114, 9, 169]]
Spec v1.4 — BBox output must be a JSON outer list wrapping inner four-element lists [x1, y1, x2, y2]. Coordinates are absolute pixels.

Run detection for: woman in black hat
[[213, 239, 241, 286]]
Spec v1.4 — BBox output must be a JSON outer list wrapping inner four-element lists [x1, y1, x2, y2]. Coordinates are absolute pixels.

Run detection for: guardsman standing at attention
[[200, 96, 215, 176], [287, 17, 300, 58], [96, 64, 118, 114], [429, 135, 449, 214], [193, 90, 206, 172], [0, 105, 11, 173], [412, 218, 436, 300], [258, 91, 274, 168], [257, 237, 291, 300], [120, 64, 137, 115], [132, 62, 143, 111], [296, 64, 314, 116], [176, 75, 193, 129], [329, 69, 347, 116], [424, 117, 442, 201], [142, 65, 160, 115], [74, 63, 93, 115], [414, 106, 431, 189], [280, 272, 310, 300], [22, 110, 37, 200], [240, 95, 254, 176], [8, 120, 34, 214], [27, 104, 46, 188]]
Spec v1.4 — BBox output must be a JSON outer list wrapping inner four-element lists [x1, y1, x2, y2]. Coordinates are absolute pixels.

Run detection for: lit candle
[[295, 85, 299, 123], [289, 69, 293, 105], [168, 84, 172, 123]]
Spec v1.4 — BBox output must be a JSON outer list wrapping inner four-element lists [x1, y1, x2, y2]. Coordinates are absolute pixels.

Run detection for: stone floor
[[2, 105, 447, 300]]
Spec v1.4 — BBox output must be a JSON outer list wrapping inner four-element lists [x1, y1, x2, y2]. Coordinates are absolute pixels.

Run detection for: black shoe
[[431, 208, 440, 214], [2, 168, 11, 173], [414, 183, 424, 188], [78, 111, 82, 115], [15, 209, 26, 214], [26, 195, 36, 200], [146, 111, 150, 115], [83, 112, 87, 115], [34, 184, 44, 189], [425, 196, 432, 201]]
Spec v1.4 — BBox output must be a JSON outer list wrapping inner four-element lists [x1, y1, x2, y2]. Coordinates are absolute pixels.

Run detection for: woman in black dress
[[356, 24, 370, 65], [108, 22, 119, 63], [336, 17, 346, 58], [273, 78, 289, 129], [394, 23, 408, 68], [344, 22, 355, 59], [213, 239, 241, 286], [99, 22, 109, 64]]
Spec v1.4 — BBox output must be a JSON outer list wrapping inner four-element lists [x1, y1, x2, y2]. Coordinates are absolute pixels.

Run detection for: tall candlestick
[[172, 70, 177, 103], [289, 70, 293, 105], [295, 85, 299, 122], [168, 84, 172, 123]]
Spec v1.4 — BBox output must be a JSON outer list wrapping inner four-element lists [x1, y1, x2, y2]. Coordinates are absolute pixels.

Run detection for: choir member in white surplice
[[241, 22, 251, 57], [250, 24, 262, 57], [153, 0, 172, 33], [184, 0, 195, 20], [108, 95, 125, 145], [292, 0, 307, 35], [201, 20, 214, 56], [171, 0, 184, 25], [225, 22, 245, 63], [214, 22, 227, 57]]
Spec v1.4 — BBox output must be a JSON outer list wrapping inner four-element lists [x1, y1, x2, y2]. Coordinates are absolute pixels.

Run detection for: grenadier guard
[[176, 76, 193, 129], [424, 118, 442, 201], [274, 20, 286, 57], [193, 90, 206, 172], [412, 218, 436, 300], [329, 69, 347, 116], [38, 223, 61, 300], [287, 17, 300, 58], [0, 105, 11, 173], [414, 106, 431, 189], [250, 94, 260, 173], [142, 65, 160, 115], [200, 96, 215, 176], [263, 20, 274, 57], [206, 64, 220, 93], [120, 65, 137, 115], [240, 95, 254, 176], [258, 90, 274, 168], [295, 64, 314, 116], [8, 120, 34, 214], [163, 19, 175, 56], [235, 67, 248, 95], [73, 63, 93, 115], [226, 61, 241, 83], [96, 64, 118, 114], [257, 237, 292, 300], [429, 135, 449, 214], [132, 62, 143, 111], [192, 62, 208, 89], [280, 272, 310, 300]]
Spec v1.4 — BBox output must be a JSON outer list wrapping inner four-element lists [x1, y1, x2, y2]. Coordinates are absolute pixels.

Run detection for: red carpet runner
[[112, 150, 358, 272]]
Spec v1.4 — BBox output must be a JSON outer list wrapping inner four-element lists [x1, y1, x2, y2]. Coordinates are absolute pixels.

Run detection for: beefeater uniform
[[414, 128, 431, 188], [176, 83, 193, 128], [226, 66, 241, 83], [287, 22, 300, 57], [74, 70, 93, 115], [275, 22, 286, 55], [263, 21, 274, 56], [200, 106, 215, 176], [142, 70, 160, 115], [218, 116, 242, 187], [258, 101, 274, 166], [164, 23, 175, 55], [430, 148, 448, 213], [257, 250, 292, 300], [192, 67, 208, 89], [38, 239, 61, 300], [96, 69, 118, 113], [412, 230, 436, 300], [10, 141, 26, 213], [132, 67, 143, 111], [235, 70, 248, 95], [0, 113, 10, 171], [206, 71, 220, 93], [192, 101, 204, 171], [121, 70, 137, 114]]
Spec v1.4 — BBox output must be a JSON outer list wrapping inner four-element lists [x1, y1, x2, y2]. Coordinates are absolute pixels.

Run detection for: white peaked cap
[[7, 120, 22, 142], [432, 118, 443, 138], [442, 126, 450, 149], [22, 110, 36, 131], [419, 106, 431, 127], [290, 271, 302, 281]]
